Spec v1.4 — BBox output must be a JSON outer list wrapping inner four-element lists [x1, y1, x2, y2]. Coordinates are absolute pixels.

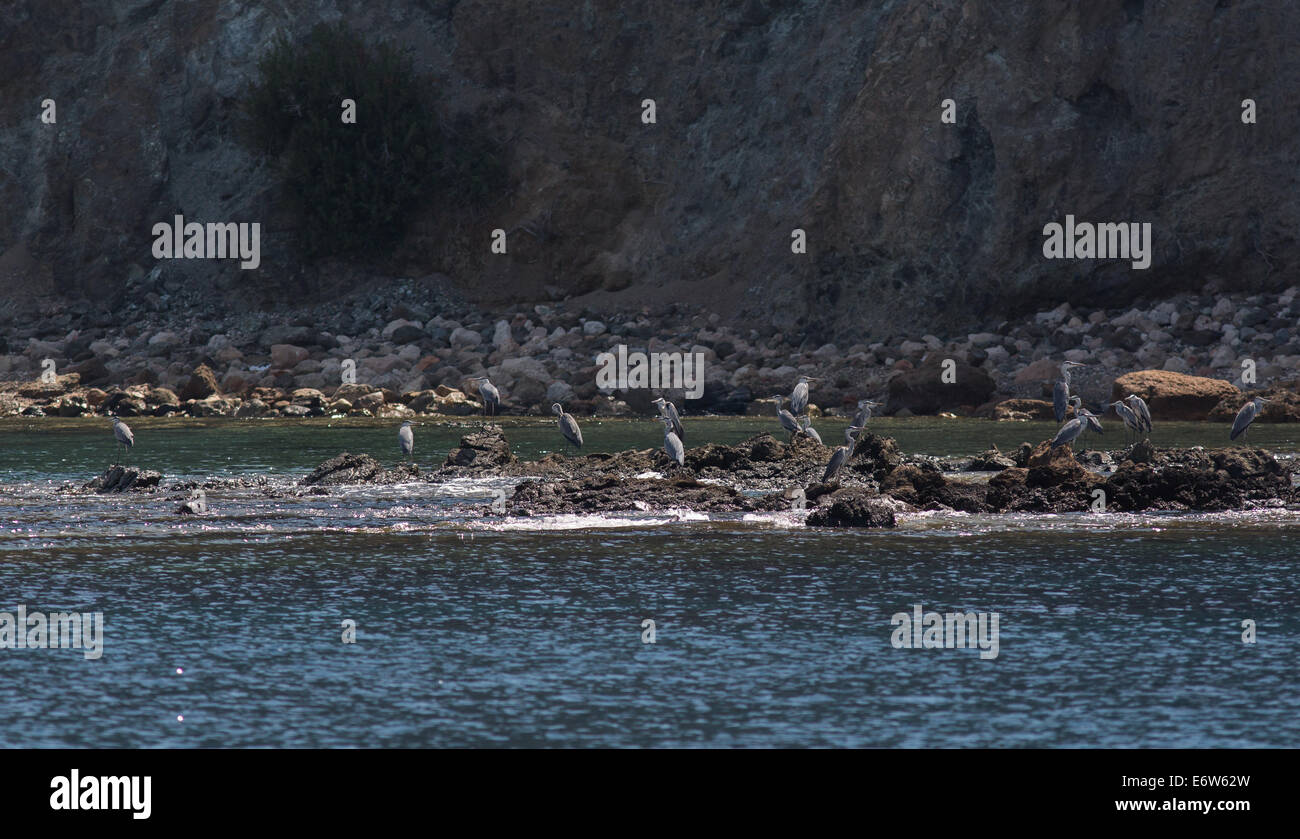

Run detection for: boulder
[[804, 488, 897, 527], [83, 465, 163, 493], [886, 359, 995, 415], [178, 364, 221, 401], [270, 344, 310, 369], [443, 425, 518, 469]]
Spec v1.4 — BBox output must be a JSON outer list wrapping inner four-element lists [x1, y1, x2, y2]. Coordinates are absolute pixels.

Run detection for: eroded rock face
[[1111, 370, 1240, 421], [3, 3, 1292, 339]]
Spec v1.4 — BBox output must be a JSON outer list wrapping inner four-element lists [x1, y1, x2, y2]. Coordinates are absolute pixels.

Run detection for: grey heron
[[469, 376, 500, 416], [1053, 361, 1087, 423], [110, 416, 134, 462], [1124, 393, 1152, 436], [398, 420, 414, 459], [1230, 396, 1269, 441], [773, 396, 799, 438], [652, 397, 684, 442], [851, 399, 882, 429], [821, 425, 862, 483], [660, 415, 685, 466], [551, 402, 583, 450], [1049, 415, 1086, 451], [797, 414, 823, 445], [789, 376, 817, 417], [1107, 400, 1141, 444]]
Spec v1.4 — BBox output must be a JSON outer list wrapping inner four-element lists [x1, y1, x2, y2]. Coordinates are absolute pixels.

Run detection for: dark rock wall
[[1, 1, 1293, 340]]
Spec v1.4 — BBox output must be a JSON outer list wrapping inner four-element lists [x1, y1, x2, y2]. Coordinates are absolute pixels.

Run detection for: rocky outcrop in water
[[81, 465, 163, 493], [300, 453, 420, 486], [442, 425, 518, 469], [804, 489, 898, 528], [507, 475, 788, 517]]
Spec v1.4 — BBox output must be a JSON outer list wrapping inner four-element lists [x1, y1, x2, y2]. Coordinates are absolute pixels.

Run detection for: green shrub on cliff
[[241, 23, 505, 257]]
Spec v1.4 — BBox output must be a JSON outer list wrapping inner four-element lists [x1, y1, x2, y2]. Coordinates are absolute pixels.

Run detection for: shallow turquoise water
[[0, 417, 1296, 747]]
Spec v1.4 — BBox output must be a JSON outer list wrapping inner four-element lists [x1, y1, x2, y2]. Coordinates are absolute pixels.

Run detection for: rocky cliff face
[[1, 0, 1294, 342]]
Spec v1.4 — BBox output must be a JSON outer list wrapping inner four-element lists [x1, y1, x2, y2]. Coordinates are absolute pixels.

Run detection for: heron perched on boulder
[[1230, 396, 1269, 441], [1107, 400, 1142, 444], [652, 397, 684, 442], [552, 403, 583, 450], [852, 399, 882, 429], [773, 396, 800, 438], [822, 426, 862, 483], [660, 415, 685, 466]]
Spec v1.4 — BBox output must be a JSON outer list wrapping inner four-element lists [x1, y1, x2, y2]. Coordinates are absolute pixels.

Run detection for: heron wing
[[1230, 404, 1254, 439], [563, 415, 583, 446], [821, 447, 846, 483], [1050, 418, 1081, 448]]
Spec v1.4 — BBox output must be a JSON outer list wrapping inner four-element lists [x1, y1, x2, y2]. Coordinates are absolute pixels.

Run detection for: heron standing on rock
[[1124, 393, 1152, 437], [852, 399, 882, 429], [822, 426, 862, 483], [470, 376, 500, 416], [110, 416, 134, 463], [652, 397, 684, 442], [398, 420, 414, 460], [1053, 361, 1087, 423], [1049, 413, 1086, 452], [774, 396, 800, 438], [660, 415, 685, 466], [552, 402, 583, 450], [1230, 396, 1269, 441], [1107, 400, 1141, 444], [790, 376, 817, 417], [798, 414, 823, 446]]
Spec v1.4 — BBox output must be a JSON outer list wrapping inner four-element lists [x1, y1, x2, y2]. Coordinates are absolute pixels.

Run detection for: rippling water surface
[[1, 417, 1297, 747]]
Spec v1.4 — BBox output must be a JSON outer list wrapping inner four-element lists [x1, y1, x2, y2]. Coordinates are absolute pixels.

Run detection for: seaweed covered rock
[[301, 453, 420, 486], [506, 475, 788, 516], [1103, 446, 1294, 512], [82, 465, 163, 493], [805, 488, 897, 528]]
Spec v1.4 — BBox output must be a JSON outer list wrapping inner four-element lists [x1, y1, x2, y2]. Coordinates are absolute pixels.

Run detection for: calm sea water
[[1, 417, 1297, 748]]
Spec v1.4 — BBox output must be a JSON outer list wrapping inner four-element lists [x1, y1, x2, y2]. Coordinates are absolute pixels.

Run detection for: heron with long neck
[[1230, 396, 1269, 441], [551, 403, 583, 450], [822, 426, 862, 483], [1053, 361, 1087, 423]]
